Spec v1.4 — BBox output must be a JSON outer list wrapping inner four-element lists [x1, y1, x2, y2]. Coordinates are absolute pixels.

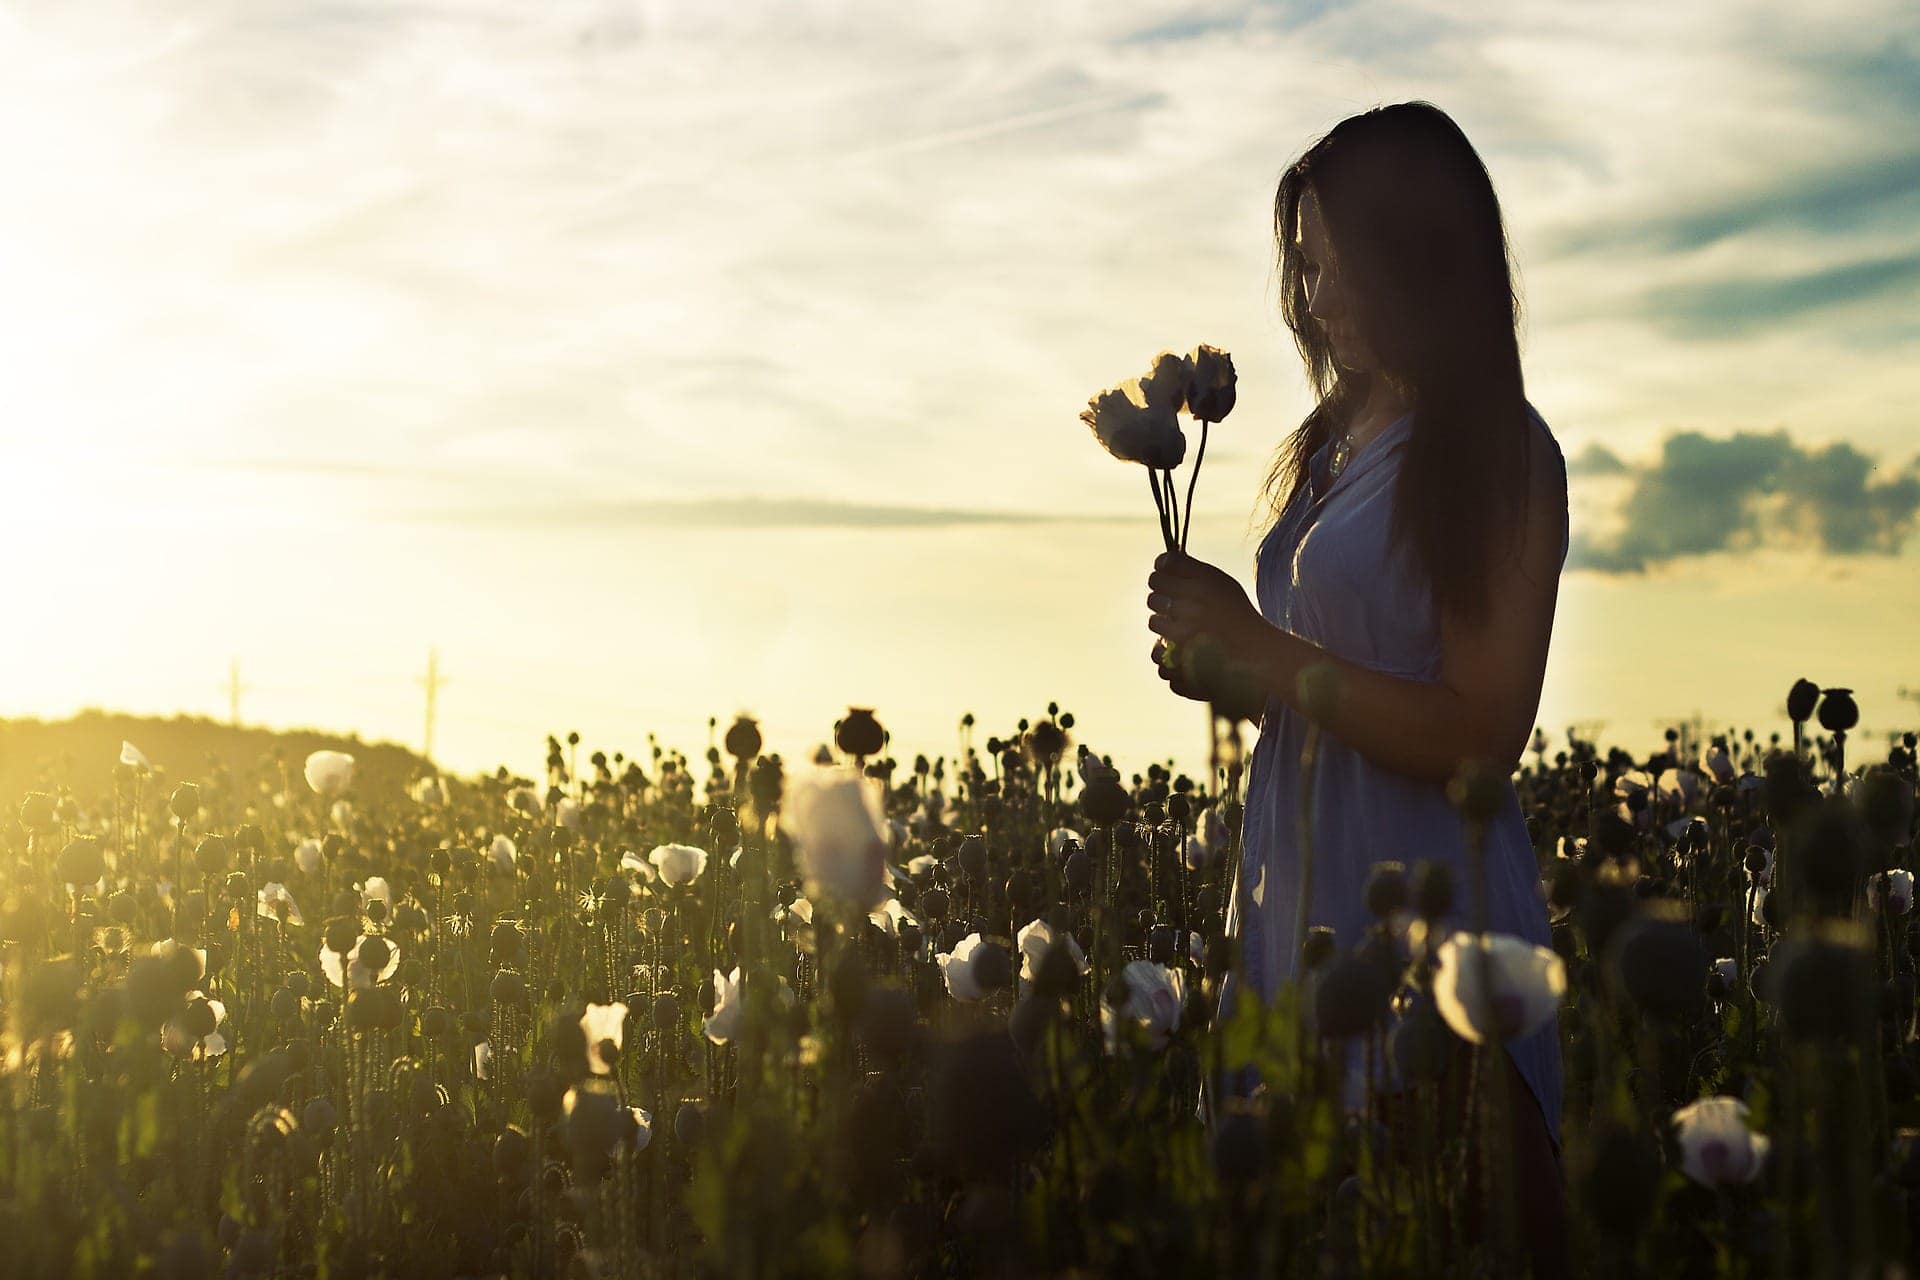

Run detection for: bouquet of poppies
[[1078, 344, 1237, 555]]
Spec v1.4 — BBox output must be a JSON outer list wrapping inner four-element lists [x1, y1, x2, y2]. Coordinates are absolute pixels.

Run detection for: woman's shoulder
[[1521, 399, 1566, 466]]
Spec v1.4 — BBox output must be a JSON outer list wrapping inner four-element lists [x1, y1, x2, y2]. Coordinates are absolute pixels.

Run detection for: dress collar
[[1308, 409, 1414, 504]]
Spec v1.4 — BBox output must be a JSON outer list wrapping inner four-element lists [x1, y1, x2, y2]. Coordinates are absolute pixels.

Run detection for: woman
[[1144, 102, 1569, 1269]]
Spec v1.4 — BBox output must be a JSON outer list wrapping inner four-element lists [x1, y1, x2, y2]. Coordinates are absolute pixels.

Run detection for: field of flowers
[[0, 684, 1916, 1278]]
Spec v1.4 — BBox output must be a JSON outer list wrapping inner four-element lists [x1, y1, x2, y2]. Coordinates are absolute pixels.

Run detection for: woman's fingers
[[1147, 611, 1189, 641]]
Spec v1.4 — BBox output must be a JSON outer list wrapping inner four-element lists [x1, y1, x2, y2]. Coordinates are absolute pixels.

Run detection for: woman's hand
[[1146, 552, 1273, 717], [1146, 552, 1266, 659]]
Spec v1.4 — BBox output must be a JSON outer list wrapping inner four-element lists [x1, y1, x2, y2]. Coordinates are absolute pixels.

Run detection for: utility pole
[[418, 649, 447, 762], [224, 658, 248, 727]]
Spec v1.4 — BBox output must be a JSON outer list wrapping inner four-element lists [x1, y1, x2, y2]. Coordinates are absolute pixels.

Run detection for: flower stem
[[1161, 468, 1180, 552], [1147, 468, 1174, 553], [1181, 419, 1210, 552]]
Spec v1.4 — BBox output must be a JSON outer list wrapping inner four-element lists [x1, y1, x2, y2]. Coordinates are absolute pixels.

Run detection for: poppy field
[[1, 685, 1917, 1278]]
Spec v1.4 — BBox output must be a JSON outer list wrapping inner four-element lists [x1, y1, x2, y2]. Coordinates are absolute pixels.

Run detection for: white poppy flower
[[629, 1106, 653, 1151], [555, 798, 583, 832], [507, 786, 543, 816], [648, 843, 708, 888], [329, 800, 354, 830], [473, 1040, 493, 1080], [120, 741, 151, 770], [782, 766, 888, 910], [1711, 957, 1738, 987], [1750, 886, 1771, 929], [362, 876, 393, 912], [151, 938, 208, 984], [163, 991, 228, 1059], [1701, 744, 1735, 783], [1079, 380, 1186, 468], [1869, 869, 1915, 915], [1100, 960, 1185, 1053], [295, 838, 322, 875], [412, 776, 449, 807], [1672, 1096, 1769, 1187], [777, 896, 814, 926], [906, 853, 938, 877], [704, 967, 744, 1044], [937, 933, 987, 1002], [490, 834, 518, 872], [1431, 932, 1566, 1045], [1046, 828, 1084, 858], [304, 750, 355, 797], [868, 897, 918, 938], [320, 935, 401, 990], [256, 882, 305, 927], [580, 1002, 628, 1075], [1136, 350, 1189, 413], [1016, 918, 1088, 984], [1656, 768, 1702, 806]]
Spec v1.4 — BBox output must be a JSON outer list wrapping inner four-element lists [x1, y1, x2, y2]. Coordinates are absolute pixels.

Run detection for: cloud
[[1540, 148, 1920, 259], [416, 495, 1140, 530], [1633, 248, 1920, 340], [1569, 429, 1920, 572], [1565, 442, 1627, 477]]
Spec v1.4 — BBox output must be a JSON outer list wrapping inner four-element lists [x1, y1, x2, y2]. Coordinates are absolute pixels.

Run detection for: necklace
[[1327, 428, 1353, 481]]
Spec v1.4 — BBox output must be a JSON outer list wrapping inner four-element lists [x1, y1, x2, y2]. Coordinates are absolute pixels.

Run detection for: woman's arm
[[1241, 443, 1568, 786], [1145, 435, 1568, 786]]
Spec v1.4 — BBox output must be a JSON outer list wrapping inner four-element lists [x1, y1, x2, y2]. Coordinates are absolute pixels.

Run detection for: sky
[[2, 0, 1918, 785]]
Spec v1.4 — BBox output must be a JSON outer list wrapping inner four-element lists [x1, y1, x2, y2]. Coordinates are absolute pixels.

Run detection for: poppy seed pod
[[1860, 768, 1915, 848], [322, 918, 359, 957], [346, 987, 400, 1031], [1793, 797, 1871, 915], [673, 1100, 707, 1147], [302, 1097, 338, 1135], [193, 836, 230, 875], [749, 757, 784, 812], [1603, 902, 1708, 1024], [1080, 776, 1129, 826], [490, 971, 528, 1007], [56, 838, 106, 886], [1411, 861, 1455, 920], [1315, 951, 1390, 1039], [836, 708, 886, 758], [724, 716, 762, 761], [1365, 862, 1409, 919], [356, 937, 393, 976], [1786, 678, 1820, 723], [1301, 926, 1337, 971], [958, 836, 989, 882], [169, 784, 201, 823], [1816, 687, 1859, 734], [1768, 921, 1875, 1042], [1447, 760, 1510, 824]]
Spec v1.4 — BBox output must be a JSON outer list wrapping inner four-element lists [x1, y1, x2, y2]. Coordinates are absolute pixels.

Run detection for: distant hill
[[0, 710, 434, 809]]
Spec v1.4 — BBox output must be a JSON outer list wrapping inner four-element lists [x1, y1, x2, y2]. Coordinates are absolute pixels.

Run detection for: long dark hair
[[1258, 101, 1538, 628]]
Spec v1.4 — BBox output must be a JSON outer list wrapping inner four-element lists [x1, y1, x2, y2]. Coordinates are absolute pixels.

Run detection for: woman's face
[[1295, 187, 1375, 372]]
